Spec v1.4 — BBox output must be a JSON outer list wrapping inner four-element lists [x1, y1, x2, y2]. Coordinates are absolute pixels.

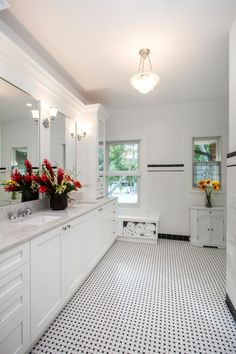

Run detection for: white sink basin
[[18, 214, 62, 226]]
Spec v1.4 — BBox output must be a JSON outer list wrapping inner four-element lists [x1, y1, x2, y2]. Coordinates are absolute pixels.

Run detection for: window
[[192, 137, 221, 187], [11, 147, 28, 173], [106, 141, 140, 204]]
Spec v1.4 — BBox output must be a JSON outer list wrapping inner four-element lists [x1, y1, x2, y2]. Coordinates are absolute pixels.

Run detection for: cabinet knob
[[98, 208, 103, 212], [67, 224, 71, 229], [62, 226, 67, 231]]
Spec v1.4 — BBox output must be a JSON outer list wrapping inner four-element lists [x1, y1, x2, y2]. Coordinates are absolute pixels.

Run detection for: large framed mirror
[[0, 78, 40, 206], [50, 112, 76, 174]]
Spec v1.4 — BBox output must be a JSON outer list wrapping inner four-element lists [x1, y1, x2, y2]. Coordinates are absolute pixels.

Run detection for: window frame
[[192, 136, 221, 189], [106, 140, 141, 205]]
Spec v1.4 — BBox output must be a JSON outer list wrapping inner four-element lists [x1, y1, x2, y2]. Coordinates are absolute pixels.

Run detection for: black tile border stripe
[[226, 293, 236, 323], [227, 151, 236, 159], [158, 233, 190, 241], [148, 164, 184, 168], [0, 168, 6, 171], [227, 164, 236, 168]]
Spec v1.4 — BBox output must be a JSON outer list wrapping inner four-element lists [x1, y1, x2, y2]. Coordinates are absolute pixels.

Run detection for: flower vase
[[50, 193, 68, 210], [205, 193, 212, 208], [21, 190, 39, 203]]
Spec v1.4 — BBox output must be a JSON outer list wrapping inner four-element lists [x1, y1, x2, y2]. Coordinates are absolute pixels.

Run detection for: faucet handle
[[24, 208, 32, 216], [8, 212, 17, 220]]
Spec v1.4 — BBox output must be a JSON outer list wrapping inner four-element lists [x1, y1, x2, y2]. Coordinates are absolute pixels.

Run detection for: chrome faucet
[[8, 207, 33, 220]]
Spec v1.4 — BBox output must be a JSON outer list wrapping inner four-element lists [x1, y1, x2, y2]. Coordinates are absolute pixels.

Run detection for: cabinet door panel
[[197, 215, 211, 244], [83, 211, 101, 273], [31, 228, 63, 341], [211, 214, 224, 245], [63, 219, 85, 300]]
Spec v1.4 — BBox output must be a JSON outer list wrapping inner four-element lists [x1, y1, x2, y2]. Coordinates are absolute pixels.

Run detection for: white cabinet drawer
[[0, 285, 29, 330], [0, 243, 29, 279], [0, 286, 30, 354], [0, 263, 30, 305]]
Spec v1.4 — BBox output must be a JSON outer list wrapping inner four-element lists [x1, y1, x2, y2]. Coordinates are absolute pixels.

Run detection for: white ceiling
[[1, 0, 236, 108]]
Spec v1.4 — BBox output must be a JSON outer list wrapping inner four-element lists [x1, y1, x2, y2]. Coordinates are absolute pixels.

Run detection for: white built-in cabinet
[[30, 199, 117, 345], [189, 206, 226, 248], [77, 105, 107, 201], [0, 199, 117, 353]]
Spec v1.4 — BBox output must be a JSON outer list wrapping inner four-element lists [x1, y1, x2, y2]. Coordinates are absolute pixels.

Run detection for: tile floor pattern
[[31, 240, 236, 354]]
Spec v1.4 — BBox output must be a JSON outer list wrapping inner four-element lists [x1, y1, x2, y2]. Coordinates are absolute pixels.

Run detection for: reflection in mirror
[[50, 112, 76, 174], [0, 78, 39, 206]]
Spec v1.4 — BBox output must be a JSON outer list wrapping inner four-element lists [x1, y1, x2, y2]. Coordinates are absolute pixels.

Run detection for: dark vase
[[21, 190, 39, 202], [50, 193, 68, 210], [205, 194, 212, 208]]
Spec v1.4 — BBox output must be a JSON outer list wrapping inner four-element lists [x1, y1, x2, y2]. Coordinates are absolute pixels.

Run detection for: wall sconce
[[70, 131, 87, 141], [49, 107, 58, 124], [42, 107, 58, 128], [31, 110, 39, 125]]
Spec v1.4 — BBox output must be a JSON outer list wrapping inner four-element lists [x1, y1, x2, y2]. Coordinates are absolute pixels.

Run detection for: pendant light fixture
[[130, 48, 160, 94]]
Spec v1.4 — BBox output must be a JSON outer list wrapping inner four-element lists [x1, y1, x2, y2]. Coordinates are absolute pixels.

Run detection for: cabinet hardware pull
[[98, 208, 103, 212], [62, 226, 67, 231], [67, 225, 71, 228]]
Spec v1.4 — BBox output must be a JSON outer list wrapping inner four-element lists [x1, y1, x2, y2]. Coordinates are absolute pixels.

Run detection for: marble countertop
[[0, 197, 116, 254]]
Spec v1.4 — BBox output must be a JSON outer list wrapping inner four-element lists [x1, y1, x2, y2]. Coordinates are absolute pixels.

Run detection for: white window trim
[[192, 136, 222, 188], [106, 140, 140, 205], [184, 130, 226, 195]]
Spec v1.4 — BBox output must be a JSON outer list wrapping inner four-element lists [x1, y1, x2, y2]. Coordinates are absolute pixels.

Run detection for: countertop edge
[[0, 197, 117, 254]]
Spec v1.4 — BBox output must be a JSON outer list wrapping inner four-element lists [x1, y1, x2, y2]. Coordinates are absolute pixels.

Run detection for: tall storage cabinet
[[77, 104, 107, 201], [189, 206, 226, 248]]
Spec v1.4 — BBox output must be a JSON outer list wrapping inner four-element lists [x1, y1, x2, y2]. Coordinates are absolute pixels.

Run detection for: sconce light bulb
[[49, 107, 58, 118]]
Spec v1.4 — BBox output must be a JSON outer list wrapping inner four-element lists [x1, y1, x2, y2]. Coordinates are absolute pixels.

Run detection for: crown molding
[[0, 20, 105, 119]]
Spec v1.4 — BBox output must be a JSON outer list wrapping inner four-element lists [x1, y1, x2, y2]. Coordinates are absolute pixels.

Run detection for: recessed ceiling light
[[26, 103, 32, 107]]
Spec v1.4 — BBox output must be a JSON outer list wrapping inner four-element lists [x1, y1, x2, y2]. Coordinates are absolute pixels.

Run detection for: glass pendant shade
[[130, 71, 160, 94], [130, 48, 160, 94]]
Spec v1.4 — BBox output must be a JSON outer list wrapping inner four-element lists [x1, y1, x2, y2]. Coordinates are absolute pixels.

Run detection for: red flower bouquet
[[37, 159, 82, 195], [37, 159, 82, 210], [3, 160, 39, 201]]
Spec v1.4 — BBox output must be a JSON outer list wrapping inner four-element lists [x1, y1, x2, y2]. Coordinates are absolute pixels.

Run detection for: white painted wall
[[106, 100, 228, 235], [227, 18, 236, 310]]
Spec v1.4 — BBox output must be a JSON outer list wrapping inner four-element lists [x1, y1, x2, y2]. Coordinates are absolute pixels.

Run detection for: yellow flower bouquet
[[198, 179, 220, 208]]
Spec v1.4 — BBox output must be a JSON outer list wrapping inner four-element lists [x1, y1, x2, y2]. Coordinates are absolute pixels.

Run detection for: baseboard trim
[[226, 293, 236, 323], [158, 233, 190, 241]]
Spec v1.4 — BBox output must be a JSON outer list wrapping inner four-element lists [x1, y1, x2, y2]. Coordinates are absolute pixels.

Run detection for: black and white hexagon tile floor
[[31, 240, 236, 354]]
